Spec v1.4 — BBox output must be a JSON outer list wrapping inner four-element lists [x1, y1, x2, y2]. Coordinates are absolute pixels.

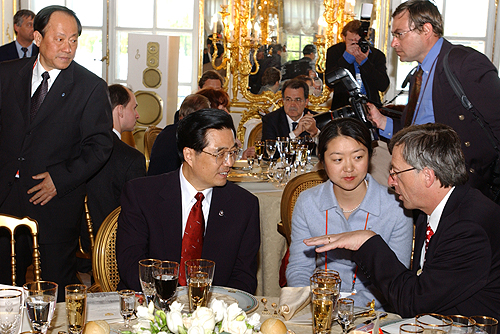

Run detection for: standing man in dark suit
[[0, 6, 113, 298], [325, 19, 389, 111], [262, 78, 319, 142], [0, 10, 39, 62], [117, 109, 260, 294], [79, 84, 146, 272], [367, 0, 500, 197], [305, 123, 500, 318], [148, 94, 210, 176]]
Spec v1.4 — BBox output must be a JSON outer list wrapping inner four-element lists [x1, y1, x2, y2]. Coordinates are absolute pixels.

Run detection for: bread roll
[[260, 318, 287, 334], [83, 320, 110, 334]]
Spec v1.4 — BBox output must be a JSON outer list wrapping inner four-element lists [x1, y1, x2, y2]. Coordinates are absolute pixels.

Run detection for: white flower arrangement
[[132, 299, 261, 334]]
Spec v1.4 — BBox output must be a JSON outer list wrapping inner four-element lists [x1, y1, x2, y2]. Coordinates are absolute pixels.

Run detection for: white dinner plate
[[175, 286, 259, 314]]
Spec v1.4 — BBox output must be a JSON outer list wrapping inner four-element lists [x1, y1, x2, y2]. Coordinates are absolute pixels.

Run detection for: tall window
[[25, 0, 198, 108]]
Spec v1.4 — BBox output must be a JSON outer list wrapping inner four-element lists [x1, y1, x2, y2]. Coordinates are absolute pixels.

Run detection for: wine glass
[[118, 290, 136, 329], [153, 261, 180, 310], [265, 139, 277, 165], [23, 281, 58, 334], [311, 288, 335, 334], [247, 156, 255, 171], [185, 259, 215, 312], [337, 298, 354, 334], [139, 258, 161, 306], [65, 284, 87, 334], [400, 324, 425, 334], [0, 288, 23, 334], [255, 141, 265, 166], [276, 137, 289, 165], [416, 313, 453, 334], [470, 316, 497, 334]]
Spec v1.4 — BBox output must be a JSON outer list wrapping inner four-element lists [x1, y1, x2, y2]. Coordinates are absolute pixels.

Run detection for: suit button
[[470, 168, 475, 173], [8, 182, 13, 186], [459, 115, 465, 121], [17, 157, 25, 161], [26, 131, 32, 135], [465, 142, 470, 147]]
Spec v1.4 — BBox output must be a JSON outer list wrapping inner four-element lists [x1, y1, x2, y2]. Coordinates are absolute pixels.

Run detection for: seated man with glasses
[[262, 78, 319, 144], [304, 123, 500, 318], [116, 109, 261, 294]]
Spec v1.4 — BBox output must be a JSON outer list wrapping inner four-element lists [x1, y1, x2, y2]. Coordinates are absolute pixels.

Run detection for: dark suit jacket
[[0, 41, 39, 62], [354, 185, 500, 318], [262, 107, 317, 141], [147, 123, 181, 176], [0, 57, 113, 244], [393, 39, 500, 195], [85, 133, 146, 234], [325, 42, 389, 110], [116, 169, 261, 294]]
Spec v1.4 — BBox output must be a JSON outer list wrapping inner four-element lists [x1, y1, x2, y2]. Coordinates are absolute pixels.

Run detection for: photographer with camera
[[326, 19, 389, 111]]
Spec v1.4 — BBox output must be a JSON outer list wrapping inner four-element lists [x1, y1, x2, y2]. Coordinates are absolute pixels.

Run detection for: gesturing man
[[0, 5, 113, 298]]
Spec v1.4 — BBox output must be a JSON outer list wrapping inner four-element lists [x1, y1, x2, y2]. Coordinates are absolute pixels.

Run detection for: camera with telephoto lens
[[314, 68, 378, 140], [357, 20, 371, 53]]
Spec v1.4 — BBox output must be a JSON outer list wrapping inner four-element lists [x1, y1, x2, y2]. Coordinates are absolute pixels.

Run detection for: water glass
[[337, 298, 354, 334], [448, 315, 476, 334], [416, 313, 453, 334], [400, 324, 425, 334], [265, 139, 277, 161], [0, 289, 23, 334], [311, 288, 335, 334], [470, 316, 498, 334], [23, 281, 58, 334], [255, 141, 265, 166], [185, 259, 215, 312], [118, 290, 136, 329], [153, 261, 180, 310], [139, 258, 161, 306], [65, 284, 87, 334]]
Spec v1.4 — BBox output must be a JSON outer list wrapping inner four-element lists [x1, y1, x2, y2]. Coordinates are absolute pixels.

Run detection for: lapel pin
[[61, 93, 65, 97], [219, 210, 224, 217]]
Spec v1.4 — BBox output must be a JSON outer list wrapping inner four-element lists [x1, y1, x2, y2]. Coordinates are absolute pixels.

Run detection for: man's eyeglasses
[[391, 28, 415, 40], [284, 97, 305, 104], [389, 167, 416, 180], [202, 148, 241, 164]]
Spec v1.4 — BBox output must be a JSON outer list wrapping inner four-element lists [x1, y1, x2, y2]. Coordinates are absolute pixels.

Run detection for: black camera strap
[[443, 47, 500, 153]]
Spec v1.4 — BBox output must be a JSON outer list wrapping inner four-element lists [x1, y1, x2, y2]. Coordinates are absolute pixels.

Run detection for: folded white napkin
[[279, 286, 311, 321]]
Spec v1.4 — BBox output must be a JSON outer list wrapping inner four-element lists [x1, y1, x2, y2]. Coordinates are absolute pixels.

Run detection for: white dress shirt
[[179, 164, 213, 236], [31, 55, 61, 96]]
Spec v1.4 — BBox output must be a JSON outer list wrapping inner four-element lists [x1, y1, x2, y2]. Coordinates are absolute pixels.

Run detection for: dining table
[[42, 292, 402, 334]]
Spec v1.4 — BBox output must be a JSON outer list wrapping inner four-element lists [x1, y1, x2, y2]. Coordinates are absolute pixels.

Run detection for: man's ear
[[422, 167, 436, 188], [33, 31, 42, 47], [183, 147, 195, 167]]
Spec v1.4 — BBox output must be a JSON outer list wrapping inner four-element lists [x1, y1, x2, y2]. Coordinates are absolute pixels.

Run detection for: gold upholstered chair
[[278, 169, 329, 246], [77, 196, 95, 261], [247, 122, 262, 148], [0, 214, 42, 285], [144, 125, 162, 170], [92, 206, 121, 292]]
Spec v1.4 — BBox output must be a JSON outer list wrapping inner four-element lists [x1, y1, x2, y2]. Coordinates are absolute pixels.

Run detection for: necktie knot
[[195, 192, 204, 202], [292, 122, 298, 131], [426, 223, 434, 243], [21, 47, 28, 58], [41, 71, 50, 81]]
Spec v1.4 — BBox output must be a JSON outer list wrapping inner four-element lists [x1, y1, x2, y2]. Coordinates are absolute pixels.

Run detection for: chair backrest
[[247, 122, 263, 148], [77, 195, 95, 260], [0, 214, 41, 285], [144, 125, 162, 170], [278, 169, 329, 245], [92, 206, 121, 292]]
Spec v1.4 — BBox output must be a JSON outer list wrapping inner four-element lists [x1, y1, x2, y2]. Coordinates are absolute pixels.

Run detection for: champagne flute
[[0, 289, 23, 334], [311, 288, 335, 334], [337, 298, 354, 334], [118, 290, 136, 329], [265, 139, 277, 166], [23, 281, 58, 334], [276, 137, 289, 165], [65, 284, 87, 334], [153, 261, 179, 311], [185, 259, 215, 312], [139, 259, 161, 306]]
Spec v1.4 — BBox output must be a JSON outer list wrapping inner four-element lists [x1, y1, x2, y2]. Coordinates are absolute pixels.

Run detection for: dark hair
[[389, 123, 468, 187], [318, 118, 373, 163], [34, 5, 82, 37], [196, 88, 230, 110], [296, 75, 313, 86], [14, 9, 35, 28], [176, 109, 236, 161], [342, 20, 362, 37], [261, 67, 281, 86], [198, 70, 224, 89], [303, 44, 316, 55], [393, 0, 443, 37], [178, 94, 211, 119], [271, 44, 283, 53], [108, 84, 131, 110], [281, 78, 309, 99]]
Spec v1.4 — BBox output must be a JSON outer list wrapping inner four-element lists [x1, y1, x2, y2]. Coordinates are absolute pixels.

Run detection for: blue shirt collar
[[420, 38, 443, 71]]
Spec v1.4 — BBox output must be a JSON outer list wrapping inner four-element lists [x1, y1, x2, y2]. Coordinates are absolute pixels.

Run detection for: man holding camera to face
[[326, 19, 390, 111]]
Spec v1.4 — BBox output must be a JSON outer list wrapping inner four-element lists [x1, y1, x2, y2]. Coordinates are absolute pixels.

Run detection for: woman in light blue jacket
[[286, 117, 413, 311]]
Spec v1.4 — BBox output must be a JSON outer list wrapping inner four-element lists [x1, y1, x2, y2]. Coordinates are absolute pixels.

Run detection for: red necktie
[[425, 223, 434, 254], [179, 192, 205, 285]]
